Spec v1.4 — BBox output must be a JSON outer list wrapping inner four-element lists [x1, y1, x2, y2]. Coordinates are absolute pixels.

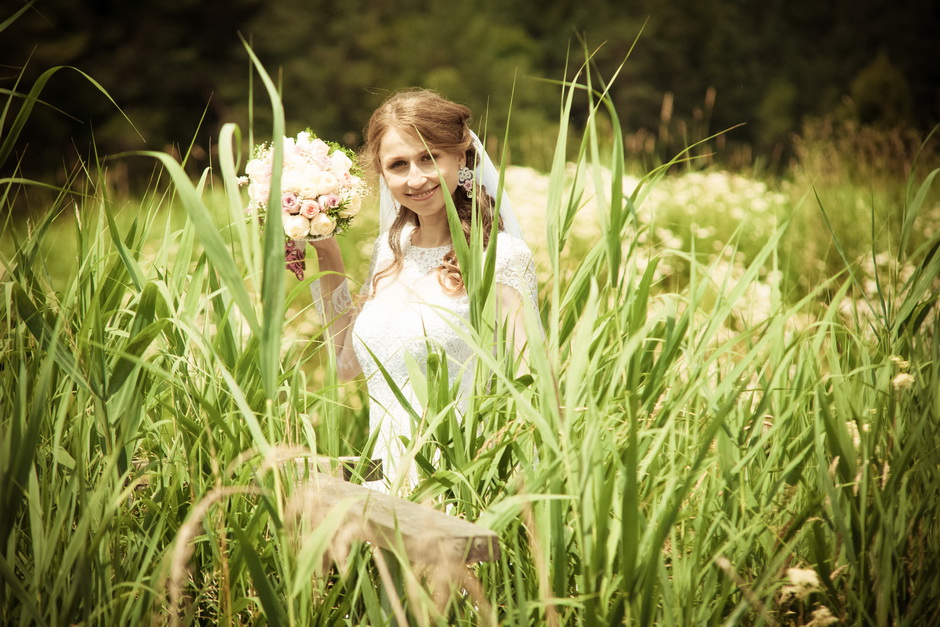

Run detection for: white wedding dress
[[351, 224, 537, 489]]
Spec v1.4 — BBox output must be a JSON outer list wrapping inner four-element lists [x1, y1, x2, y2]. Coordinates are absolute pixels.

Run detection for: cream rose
[[283, 214, 311, 239], [309, 212, 336, 237], [281, 169, 305, 194], [339, 196, 361, 218], [313, 171, 339, 196], [298, 164, 325, 198]]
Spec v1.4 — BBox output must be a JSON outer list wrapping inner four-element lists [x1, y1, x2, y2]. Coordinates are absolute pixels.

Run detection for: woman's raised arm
[[308, 238, 362, 380]]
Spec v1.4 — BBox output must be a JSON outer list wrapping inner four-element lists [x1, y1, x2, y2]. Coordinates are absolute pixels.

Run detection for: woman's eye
[[389, 161, 406, 169]]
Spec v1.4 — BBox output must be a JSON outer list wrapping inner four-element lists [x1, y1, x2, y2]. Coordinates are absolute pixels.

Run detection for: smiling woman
[[378, 127, 464, 237], [303, 89, 539, 493]]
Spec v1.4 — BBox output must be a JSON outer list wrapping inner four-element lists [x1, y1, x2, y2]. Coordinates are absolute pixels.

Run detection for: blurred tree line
[[2, 0, 938, 186]]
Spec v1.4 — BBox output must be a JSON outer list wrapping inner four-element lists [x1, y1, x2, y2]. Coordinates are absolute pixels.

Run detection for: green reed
[[1, 37, 939, 626]]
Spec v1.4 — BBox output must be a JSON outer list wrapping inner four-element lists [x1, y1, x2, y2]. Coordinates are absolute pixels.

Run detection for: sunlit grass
[[2, 43, 939, 626]]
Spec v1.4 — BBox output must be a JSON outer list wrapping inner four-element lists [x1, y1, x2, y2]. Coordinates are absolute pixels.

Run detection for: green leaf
[[232, 525, 288, 625]]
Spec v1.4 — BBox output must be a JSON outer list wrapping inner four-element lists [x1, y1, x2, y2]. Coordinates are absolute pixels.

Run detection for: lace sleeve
[[494, 232, 540, 314], [309, 279, 351, 319], [309, 234, 390, 320]]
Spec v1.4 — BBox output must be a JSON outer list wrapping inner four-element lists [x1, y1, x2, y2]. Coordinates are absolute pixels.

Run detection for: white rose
[[245, 158, 271, 185], [283, 214, 312, 239], [314, 171, 339, 196], [309, 212, 336, 237], [338, 196, 361, 218], [281, 168, 305, 194], [298, 164, 325, 198], [329, 151, 353, 178]]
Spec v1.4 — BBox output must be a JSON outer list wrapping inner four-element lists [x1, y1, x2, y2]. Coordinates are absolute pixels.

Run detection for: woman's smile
[[408, 184, 440, 201]]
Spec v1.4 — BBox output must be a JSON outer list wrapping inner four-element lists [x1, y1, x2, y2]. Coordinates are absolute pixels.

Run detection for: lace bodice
[[350, 226, 537, 489]]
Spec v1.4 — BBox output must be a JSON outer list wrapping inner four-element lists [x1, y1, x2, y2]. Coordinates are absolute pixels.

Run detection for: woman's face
[[378, 126, 465, 220]]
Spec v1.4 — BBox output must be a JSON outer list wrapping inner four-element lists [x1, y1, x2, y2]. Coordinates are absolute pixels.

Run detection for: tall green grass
[[2, 41, 939, 625]]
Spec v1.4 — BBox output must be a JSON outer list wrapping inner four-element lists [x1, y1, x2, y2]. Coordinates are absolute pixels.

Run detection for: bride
[[307, 89, 538, 492]]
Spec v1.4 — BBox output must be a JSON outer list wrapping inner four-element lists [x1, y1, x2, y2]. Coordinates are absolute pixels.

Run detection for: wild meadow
[[2, 50, 939, 626]]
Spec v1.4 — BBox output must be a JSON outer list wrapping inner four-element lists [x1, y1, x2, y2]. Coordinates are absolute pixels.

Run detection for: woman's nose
[[407, 162, 427, 188]]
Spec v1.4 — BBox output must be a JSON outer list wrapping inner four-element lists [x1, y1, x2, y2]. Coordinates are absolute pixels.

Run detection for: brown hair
[[362, 89, 503, 295]]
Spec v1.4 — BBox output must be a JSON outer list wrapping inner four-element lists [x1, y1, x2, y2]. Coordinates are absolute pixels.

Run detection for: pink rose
[[340, 172, 362, 188], [319, 193, 341, 209], [282, 192, 300, 214], [299, 199, 321, 219]]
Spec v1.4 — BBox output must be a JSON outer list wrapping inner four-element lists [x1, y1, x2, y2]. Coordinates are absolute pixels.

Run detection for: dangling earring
[[457, 165, 474, 198]]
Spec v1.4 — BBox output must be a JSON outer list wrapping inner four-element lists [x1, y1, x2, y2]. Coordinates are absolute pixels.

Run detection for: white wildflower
[[845, 420, 861, 449], [888, 355, 910, 371], [780, 567, 822, 602], [807, 605, 839, 626], [891, 373, 915, 390], [786, 567, 820, 589]]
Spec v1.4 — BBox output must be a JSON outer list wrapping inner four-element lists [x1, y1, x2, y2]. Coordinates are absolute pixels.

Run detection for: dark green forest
[[2, 0, 938, 184]]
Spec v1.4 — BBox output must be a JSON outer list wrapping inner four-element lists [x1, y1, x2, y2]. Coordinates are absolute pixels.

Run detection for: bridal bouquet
[[240, 131, 366, 277]]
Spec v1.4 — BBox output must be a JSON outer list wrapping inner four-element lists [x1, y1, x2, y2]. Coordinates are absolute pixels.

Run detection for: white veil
[[378, 130, 523, 239]]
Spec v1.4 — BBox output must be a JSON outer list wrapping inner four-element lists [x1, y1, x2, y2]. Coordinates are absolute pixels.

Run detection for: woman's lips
[[408, 185, 439, 200]]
